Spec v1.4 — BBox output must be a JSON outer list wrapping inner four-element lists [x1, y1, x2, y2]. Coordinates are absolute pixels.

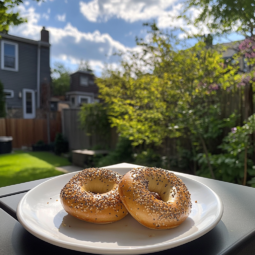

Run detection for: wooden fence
[[62, 108, 118, 151], [0, 114, 61, 148]]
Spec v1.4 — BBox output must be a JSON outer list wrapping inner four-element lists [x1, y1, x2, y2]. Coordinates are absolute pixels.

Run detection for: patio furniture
[[72, 149, 109, 167], [0, 163, 255, 254]]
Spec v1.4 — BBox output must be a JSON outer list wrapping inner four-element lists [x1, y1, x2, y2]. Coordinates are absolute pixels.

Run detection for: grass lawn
[[0, 151, 70, 188]]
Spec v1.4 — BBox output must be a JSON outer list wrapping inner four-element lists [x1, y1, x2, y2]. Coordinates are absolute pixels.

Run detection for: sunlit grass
[[0, 151, 69, 187]]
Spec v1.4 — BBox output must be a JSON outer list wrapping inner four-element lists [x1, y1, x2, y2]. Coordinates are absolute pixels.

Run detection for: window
[[71, 97, 75, 106], [4, 89, 14, 98], [80, 76, 88, 86], [79, 96, 90, 106], [80, 98, 88, 104], [23, 89, 35, 119], [1, 40, 18, 71], [26, 92, 32, 114]]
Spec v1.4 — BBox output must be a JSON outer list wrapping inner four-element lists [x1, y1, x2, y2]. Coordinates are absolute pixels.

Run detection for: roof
[[71, 70, 95, 76], [0, 33, 50, 47]]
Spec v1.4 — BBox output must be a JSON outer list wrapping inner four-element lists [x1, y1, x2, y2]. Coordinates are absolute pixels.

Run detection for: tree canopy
[[0, 0, 40, 33], [97, 25, 238, 146], [51, 63, 70, 97], [96, 24, 240, 178], [78, 59, 93, 73], [181, 0, 255, 36]]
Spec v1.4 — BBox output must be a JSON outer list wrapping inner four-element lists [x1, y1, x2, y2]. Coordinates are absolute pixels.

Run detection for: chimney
[[41, 26, 49, 43]]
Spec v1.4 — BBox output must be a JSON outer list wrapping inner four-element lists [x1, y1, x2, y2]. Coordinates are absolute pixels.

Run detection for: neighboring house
[[66, 70, 99, 107], [49, 97, 70, 112], [0, 27, 51, 118], [216, 41, 248, 73]]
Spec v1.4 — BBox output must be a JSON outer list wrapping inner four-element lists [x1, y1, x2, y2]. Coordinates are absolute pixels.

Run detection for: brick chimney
[[41, 26, 49, 43]]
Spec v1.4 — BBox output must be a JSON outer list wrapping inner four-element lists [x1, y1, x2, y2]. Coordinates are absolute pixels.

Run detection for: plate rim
[[17, 168, 224, 254]]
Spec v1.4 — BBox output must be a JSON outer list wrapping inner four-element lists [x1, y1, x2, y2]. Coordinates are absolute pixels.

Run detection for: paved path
[[55, 165, 83, 173]]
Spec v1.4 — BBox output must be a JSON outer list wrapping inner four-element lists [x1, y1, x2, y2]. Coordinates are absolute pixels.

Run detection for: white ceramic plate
[[17, 164, 223, 255]]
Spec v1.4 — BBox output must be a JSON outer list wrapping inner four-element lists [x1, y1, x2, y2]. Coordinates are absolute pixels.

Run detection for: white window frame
[[4, 89, 14, 98], [23, 89, 36, 119], [1, 40, 19, 72], [80, 76, 88, 86], [70, 96, 76, 106], [79, 95, 91, 105]]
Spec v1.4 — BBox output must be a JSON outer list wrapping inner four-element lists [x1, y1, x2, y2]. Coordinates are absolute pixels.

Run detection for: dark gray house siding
[[0, 39, 38, 109], [0, 28, 51, 118], [66, 70, 99, 107], [70, 71, 98, 94]]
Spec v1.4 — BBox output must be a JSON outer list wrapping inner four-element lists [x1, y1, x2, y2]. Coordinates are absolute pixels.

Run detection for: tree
[[0, 0, 40, 33], [97, 24, 239, 179], [79, 103, 111, 148], [78, 59, 93, 72], [51, 63, 70, 97], [181, 0, 255, 37], [0, 80, 5, 118], [181, 1, 255, 157]]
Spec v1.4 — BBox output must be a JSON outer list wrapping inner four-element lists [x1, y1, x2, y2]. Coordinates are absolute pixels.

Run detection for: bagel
[[60, 168, 128, 224], [118, 167, 192, 229]]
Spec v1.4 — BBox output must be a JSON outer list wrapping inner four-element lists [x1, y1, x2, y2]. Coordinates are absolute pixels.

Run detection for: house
[[49, 97, 70, 112], [0, 27, 51, 118], [66, 70, 99, 107], [213, 41, 248, 72]]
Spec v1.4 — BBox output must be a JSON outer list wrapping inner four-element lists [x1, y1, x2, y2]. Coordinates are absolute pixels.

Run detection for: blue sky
[[9, 0, 244, 76]]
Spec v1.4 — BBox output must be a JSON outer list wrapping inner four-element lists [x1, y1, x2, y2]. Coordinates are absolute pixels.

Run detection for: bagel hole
[[147, 177, 173, 202], [82, 179, 116, 194]]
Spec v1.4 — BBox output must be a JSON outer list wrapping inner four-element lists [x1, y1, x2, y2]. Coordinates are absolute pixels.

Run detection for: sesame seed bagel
[[118, 167, 192, 229], [60, 168, 128, 224]]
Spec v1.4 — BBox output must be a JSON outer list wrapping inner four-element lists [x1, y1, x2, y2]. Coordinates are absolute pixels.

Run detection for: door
[[23, 89, 35, 119]]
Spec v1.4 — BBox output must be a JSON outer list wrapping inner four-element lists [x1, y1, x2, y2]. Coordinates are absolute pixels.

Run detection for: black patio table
[[0, 163, 255, 255]]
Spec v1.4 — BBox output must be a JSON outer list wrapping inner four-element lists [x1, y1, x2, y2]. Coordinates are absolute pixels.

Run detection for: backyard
[[0, 151, 69, 187]]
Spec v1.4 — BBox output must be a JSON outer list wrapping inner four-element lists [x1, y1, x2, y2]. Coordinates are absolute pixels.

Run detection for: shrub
[[197, 114, 255, 185], [96, 137, 133, 167], [79, 103, 111, 149], [54, 133, 69, 155], [134, 149, 162, 167]]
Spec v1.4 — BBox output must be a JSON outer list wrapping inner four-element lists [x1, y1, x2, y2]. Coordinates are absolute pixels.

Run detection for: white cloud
[[56, 13, 66, 22], [157, 4, 209, 37], [79, 0, 177, 23], [79, 0, 208, 36], [24, 1, 30, 6], [79, 1, 99, 22], [9, 7, 41, 40], [47, 8, 51, 14], [9, 5, 137, 75], [42, 13, 49, 20]]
